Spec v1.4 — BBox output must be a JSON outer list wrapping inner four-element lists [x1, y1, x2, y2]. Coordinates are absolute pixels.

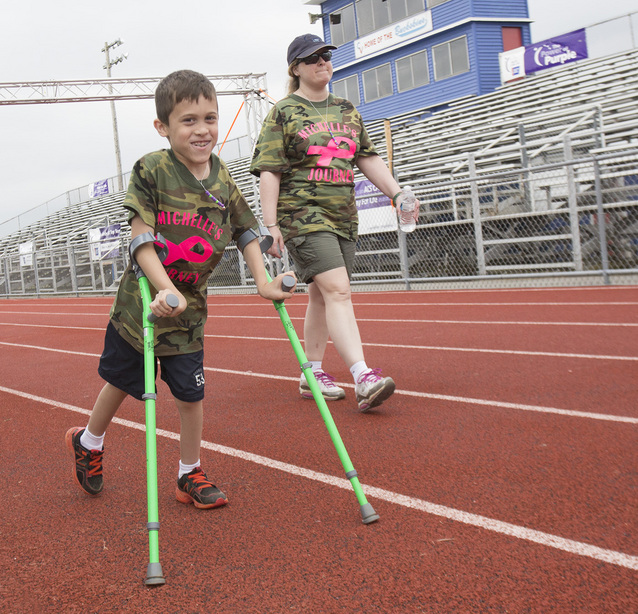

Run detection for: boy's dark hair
[[155, 70, 217, 124]]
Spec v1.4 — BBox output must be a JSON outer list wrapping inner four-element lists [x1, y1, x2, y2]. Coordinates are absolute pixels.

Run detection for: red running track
[[0, 285, 636, 613]]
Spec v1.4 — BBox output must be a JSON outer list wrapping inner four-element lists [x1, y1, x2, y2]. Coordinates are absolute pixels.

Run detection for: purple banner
[[89, 224, 121, 260], [524, 29, 588, 74], [89, 179, 109, 198], [355, 179, 390, 211], [99, 224, 121, 242], [354, 179, 396, 235]]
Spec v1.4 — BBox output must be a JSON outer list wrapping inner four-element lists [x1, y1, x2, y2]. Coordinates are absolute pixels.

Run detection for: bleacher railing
[[0, 172, 132, 239], [0, 134, 254, 239]]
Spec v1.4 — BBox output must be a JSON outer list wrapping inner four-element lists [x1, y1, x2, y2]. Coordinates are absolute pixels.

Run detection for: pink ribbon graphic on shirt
[[307, 136, 356, 167], [160, 236, 214, 266]]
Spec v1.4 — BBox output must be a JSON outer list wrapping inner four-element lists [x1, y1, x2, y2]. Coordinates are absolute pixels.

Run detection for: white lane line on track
[[0, 311, 111, 317], [2, 325, 636, 362], [353, 301, 638, 306], [212, 315, 638, 327], [1, 285, 634, 306], [0, 312, 636, 327], [1, 340, 636, 424], [15, 300, 632, 307], [205, 366, 638, 425], [0, 322, 105, 331], [1, 384, 636, 572], [205, 334, 638, 362], [211, 301, 638, 307], [0, 340, 100, 357]]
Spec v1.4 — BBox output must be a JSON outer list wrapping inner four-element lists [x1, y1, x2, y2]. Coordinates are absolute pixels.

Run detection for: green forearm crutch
[[268, 271, 379, 525], [129, 231, 173, 586]]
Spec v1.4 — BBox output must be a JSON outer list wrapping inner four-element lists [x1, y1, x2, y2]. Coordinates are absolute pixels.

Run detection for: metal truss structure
[[0, 73, 271, 149], [0, 74, 267, 104], [0, 74, 271, 212]]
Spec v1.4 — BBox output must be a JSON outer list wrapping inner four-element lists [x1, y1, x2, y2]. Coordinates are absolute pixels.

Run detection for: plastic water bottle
[[399, 186, 417, 233]]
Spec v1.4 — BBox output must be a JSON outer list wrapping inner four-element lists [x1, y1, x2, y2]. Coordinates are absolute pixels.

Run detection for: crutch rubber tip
[[144, 562, 166, 587], [360, 503, 380, 524]]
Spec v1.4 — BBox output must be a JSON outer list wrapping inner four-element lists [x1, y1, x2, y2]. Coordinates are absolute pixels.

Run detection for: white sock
[[302, 361, 323, 381], [80, 428, 105, 450], [350, 361, 368, 384], [179, 459, 201, 479]]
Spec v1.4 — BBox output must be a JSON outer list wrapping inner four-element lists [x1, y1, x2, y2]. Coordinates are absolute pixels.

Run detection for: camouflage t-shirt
[[249, 93, 377, 242], [110, 148, 258, 356]]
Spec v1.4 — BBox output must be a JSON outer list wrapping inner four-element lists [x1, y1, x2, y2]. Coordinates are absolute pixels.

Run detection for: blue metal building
[[305, 0, 532, 121]]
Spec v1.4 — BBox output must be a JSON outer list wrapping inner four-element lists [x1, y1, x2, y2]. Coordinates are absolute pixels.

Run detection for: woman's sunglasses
[[299, 51, 333, 65]]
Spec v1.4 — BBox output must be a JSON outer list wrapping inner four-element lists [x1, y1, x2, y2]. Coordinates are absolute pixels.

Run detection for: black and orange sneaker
[[65, 427, 104, 496], [176, 467, 228, 510]]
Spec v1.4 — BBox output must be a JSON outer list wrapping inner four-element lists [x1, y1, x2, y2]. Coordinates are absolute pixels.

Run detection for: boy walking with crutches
[[66, 69, 293, 510]]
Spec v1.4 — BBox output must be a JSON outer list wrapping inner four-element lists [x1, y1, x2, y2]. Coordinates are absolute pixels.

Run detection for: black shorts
[[98, 322, 206, 402]]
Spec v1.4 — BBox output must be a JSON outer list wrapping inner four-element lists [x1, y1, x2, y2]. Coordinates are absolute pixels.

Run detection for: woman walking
[[250, 34, 418, 412]]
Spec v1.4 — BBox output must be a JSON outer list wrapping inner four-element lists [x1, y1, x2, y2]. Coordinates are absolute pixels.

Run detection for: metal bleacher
[[366, 47, 638, 185], [1, 47, 637, 294], [1, 192, 126, 251]]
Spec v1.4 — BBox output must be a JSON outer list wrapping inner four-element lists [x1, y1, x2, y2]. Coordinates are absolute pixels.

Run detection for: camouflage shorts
[[285, 231, 356, 284]]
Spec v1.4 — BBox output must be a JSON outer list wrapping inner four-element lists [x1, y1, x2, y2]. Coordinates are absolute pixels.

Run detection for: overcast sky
[[0, 0, 636, 233]]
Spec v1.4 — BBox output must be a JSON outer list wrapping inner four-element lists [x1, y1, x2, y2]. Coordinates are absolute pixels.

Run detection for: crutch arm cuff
[[129, 232, 168, 278], [129, 231, 156, 262], [236, 228, 259, 253]]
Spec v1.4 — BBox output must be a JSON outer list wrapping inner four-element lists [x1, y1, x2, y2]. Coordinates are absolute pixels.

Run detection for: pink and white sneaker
[[355, 369, 395, 412], [299, 370, 346, 401]]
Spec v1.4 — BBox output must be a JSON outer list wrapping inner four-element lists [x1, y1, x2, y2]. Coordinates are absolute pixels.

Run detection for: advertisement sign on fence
[[500, 29, 588, 83], [89, 179, 110, 198], [89, 224, 121, 261], [355, 180, 397, 235], [19, 241, 34, 267]]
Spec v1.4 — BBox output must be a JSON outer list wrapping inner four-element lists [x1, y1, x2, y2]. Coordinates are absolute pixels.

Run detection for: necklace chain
[[191, 160, 225, 209], [305, 96, 335, 143], [307, 98, 328, 123]]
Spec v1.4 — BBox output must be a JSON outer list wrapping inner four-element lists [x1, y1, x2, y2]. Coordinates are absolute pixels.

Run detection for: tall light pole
[[102, 39, 127, 191]]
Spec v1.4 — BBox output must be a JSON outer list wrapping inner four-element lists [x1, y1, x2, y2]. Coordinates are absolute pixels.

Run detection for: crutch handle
[[147, 294, 179, 323], [281, 275, 296, 293]]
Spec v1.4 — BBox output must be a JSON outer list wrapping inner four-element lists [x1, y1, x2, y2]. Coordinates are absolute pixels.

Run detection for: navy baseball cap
[[287, 34, 337, 66]]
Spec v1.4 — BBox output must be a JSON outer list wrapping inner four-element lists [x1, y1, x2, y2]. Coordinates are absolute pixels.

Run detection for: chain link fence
[[1, 147, 636, 297], [386, 148, 638, 287]]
